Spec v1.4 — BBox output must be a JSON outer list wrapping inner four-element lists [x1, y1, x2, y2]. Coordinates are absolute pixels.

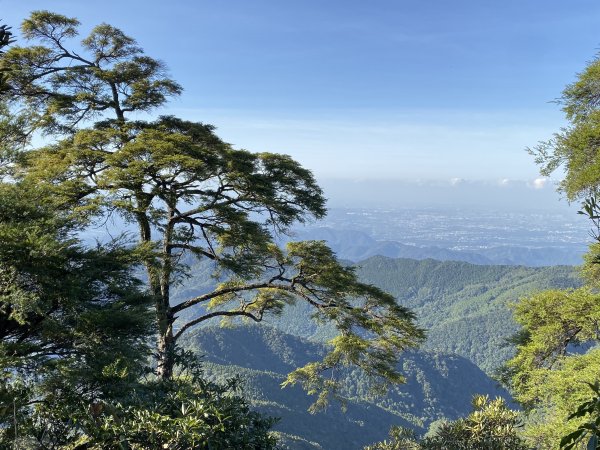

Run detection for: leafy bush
[[366, 396, 527, 450], [2, 352, 277, 449]]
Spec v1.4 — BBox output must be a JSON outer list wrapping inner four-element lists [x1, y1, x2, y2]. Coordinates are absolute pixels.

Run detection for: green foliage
[[366, 396, 527, 450], [561, 382, 600, 450], [0, 185, 150, 364], [364, 426, 421, 450], [507, 288, 600, 385], [0, 21, 15, 92], [528, 53, 600, 200], [420, 396, 527, 450], [3, 351, 277, 449], [73, 352, 277, 450], [3, 10, 181, 132], [0, 23, 14, 52], [502, 288, 600, 448], [0, 180, 155, 445]]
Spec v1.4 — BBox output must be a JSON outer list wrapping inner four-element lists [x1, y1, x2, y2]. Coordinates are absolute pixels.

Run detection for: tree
[[3, 10, 425, 406], [0, 21, 15, 91], [529, 53, 600, 202], [0, 179, 154, 445], [560, 381, 600, 450], [2, 11, 181, 132], [364, 426, 421, 450], [514, 51, 600, 449], [502, 288, 600, 448], [0, 22, 14, 52], [0, 130, 277, 449]]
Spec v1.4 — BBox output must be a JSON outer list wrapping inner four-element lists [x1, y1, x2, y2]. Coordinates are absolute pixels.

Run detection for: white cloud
[[529, 177, 548, 189], [450, 177, 465, 186]]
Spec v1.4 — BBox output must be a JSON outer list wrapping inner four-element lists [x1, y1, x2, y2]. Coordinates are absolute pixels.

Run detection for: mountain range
[[178, 255, 581, 448], [182, 325, 510, 449]]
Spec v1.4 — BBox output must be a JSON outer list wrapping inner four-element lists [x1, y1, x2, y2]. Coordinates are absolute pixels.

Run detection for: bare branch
[[171, 281, 281, 313], [174, 309, 264, 340], [166, 243, 216, 260]]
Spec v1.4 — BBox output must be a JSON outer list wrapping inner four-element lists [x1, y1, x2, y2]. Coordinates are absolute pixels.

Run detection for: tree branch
[[174, 309, 264, 340], [171, 281, 282, 314], [166, 243, 216, 260]]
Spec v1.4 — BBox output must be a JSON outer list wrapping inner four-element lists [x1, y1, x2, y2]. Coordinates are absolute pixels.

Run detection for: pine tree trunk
[[156, 318, 175, 379], [157, 211, 176, 379], [154, 274, 175, 379], [135, 209, 177, 380]]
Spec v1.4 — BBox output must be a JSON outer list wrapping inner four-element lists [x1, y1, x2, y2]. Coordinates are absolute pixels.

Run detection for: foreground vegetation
[[365, 396, 527, 450]]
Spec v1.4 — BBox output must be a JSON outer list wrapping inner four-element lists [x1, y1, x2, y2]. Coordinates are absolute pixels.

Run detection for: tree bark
[[156, 209, 176, 379], [135, 207, 176, 379], [156, 309, 175, 379]]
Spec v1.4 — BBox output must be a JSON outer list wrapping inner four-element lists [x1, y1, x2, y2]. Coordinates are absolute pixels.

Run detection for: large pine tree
[[2, 11, 425, 404]]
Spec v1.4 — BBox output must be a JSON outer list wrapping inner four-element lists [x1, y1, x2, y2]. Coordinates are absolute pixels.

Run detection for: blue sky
[[4, 1, 600, 207]]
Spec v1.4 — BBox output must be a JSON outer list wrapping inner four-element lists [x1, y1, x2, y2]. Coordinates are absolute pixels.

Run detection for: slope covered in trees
[[171, 255, 578, 448], [190, 256, 578, 372], [355, 256, 580, 373], [181, 325, 511, 450]]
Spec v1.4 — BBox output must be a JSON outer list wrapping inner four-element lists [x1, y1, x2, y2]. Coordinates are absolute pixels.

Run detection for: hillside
[[175, 255, 580, 448], [182, 325, 510, 450], [355, 256, 580, 372], [264, 257, 580, 373]]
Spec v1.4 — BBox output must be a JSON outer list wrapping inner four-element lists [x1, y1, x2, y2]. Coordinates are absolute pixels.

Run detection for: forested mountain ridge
[[182, 325, 511, 450], [355, 256, 581, 372], [176, 255, 580, 375], [174, 256, 580, 448], [217, 256, 580, 373]]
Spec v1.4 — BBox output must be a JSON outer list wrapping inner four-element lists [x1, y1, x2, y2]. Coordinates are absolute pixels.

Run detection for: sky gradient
[[4, 1, 600, 208]]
